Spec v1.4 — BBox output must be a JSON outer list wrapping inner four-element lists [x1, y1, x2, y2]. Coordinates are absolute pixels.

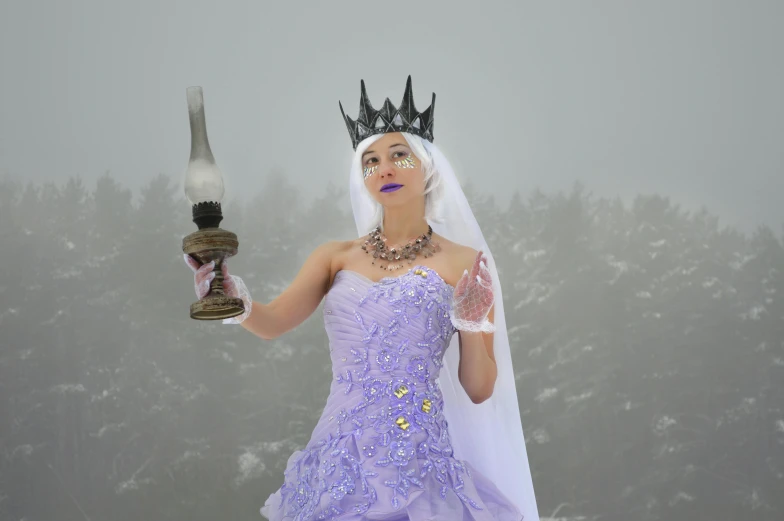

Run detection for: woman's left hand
[[450, 251, 496, 333]]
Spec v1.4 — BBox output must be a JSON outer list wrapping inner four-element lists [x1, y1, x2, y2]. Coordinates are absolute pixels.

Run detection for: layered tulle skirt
[[260, 411, 523, 520]]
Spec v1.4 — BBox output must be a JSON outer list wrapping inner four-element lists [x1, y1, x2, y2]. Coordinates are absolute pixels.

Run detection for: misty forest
[[0, 171, 782, 521]]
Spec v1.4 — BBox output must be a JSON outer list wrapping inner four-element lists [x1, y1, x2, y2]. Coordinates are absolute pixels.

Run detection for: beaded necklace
[[361, 225, 441, 272]]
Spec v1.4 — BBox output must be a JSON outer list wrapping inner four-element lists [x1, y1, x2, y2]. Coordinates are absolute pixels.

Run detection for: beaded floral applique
[[276, 267, 485, 520]]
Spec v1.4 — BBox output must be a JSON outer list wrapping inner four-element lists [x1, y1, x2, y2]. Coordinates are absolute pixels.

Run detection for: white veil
[[348, 134, 539, 521]]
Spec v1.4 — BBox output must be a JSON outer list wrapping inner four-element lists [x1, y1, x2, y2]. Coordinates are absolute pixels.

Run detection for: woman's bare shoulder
[[434, 233, 475, 257], [321, 237, 365, 270], [430, 233, 479, 283], [328, 237, 365, 256]]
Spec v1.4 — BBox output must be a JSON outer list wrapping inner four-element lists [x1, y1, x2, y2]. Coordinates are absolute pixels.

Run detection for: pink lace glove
[[449, 251, 496, 333], [183, 254, 252, 324]]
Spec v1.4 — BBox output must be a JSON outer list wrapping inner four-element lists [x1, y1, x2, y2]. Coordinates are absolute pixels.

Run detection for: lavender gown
[[260, 265, 523, 521]]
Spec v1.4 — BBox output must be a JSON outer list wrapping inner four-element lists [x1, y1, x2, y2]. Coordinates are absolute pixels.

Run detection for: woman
[[185, 77, 539, 520]]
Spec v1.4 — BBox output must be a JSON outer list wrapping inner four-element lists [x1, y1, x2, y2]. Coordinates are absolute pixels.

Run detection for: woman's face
[[360, 132, 426, 208]]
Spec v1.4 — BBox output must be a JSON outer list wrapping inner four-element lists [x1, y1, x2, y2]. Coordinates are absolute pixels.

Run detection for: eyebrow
[[362, 143, 407, 159]]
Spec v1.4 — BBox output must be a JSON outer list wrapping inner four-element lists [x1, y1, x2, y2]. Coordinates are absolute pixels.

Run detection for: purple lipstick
[[381, 183, 403, 193]]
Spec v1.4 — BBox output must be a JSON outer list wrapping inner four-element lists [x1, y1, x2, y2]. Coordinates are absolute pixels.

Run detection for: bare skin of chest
[[329, 233, 468, 289]]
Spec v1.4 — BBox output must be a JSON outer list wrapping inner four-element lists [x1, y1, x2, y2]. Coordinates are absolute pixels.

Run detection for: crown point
[[399, 76, 417, 126], [403, 77, 413, 98]]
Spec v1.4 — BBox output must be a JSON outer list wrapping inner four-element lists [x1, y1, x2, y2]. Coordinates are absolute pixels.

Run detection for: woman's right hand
[[183, 254, 251, 324], [184, 255, 242, 299], [184, 254, 216, 299]]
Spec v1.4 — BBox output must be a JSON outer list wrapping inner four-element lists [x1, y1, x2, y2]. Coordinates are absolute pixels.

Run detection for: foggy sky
[[1, 0, 782, 234]]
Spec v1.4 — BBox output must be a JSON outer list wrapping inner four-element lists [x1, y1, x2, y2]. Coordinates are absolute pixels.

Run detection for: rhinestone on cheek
[[394, 154, 416, 169]]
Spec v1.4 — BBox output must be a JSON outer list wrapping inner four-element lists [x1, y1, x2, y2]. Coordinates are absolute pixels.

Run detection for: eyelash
[[365, 151, 408, 165]]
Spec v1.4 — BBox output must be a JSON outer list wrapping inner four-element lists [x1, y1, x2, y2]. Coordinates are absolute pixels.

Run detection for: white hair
[[352, 132, 446, 232]]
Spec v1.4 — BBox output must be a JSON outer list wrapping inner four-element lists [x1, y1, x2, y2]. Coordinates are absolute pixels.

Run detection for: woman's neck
[[381, 208, 428, 246]]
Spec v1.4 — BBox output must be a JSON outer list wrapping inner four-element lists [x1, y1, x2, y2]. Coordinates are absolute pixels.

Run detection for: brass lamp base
[[182, 227, 244, 320]]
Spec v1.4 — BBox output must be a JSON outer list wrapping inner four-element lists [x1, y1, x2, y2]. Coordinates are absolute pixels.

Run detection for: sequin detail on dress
[[260, 266, 523, 521]]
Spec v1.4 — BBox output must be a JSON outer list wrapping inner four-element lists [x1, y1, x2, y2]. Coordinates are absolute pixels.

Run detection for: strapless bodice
[[324, 265, 456, 390]]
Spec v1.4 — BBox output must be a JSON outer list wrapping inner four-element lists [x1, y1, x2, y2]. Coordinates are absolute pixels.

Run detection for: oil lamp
[[181, 86, 244, 320]]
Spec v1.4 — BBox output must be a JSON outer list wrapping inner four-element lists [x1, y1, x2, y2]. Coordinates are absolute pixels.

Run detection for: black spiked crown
[[339, 76, 435, 150]]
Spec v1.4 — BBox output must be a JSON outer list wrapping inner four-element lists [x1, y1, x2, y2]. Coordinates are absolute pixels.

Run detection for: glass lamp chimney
[[184, 86, 225, 206]]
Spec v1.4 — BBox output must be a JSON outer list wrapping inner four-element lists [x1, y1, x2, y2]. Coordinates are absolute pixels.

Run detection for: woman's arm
[[239, 241, 339, 340], [457, 305, 497, 404]]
